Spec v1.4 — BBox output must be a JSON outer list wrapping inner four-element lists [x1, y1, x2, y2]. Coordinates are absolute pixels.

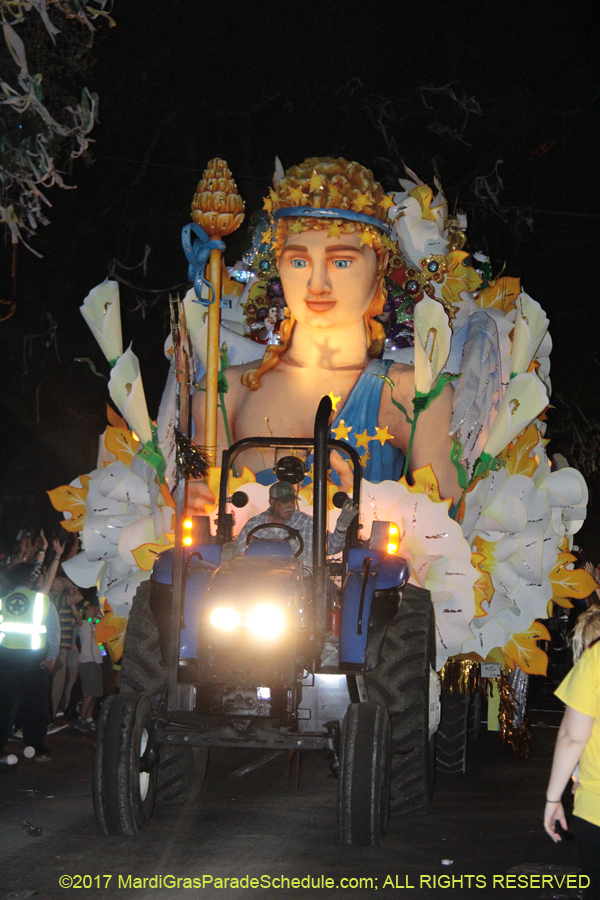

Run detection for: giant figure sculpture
[[188, 157, 461, 510]]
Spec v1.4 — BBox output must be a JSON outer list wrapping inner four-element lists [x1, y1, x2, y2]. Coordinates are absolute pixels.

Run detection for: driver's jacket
[[233, 510, 346, 570]]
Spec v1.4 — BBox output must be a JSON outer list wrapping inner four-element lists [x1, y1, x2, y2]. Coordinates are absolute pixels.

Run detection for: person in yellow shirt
[[544, 608, 600, 899]]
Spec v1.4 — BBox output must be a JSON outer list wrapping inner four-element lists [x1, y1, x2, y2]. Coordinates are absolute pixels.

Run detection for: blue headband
[[273, 206, 391, 236]]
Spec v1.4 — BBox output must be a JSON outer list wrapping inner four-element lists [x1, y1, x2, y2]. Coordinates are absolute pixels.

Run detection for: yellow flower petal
[[502, 621, 551, 675], [104, 425, 140, 466], [398, 464, 441, 502], [132, 538, 172, 572], [549, 551, 597, 605], [500, 423, 540, 477], [476, 276, 521, 314], [47, 481, 90, 532], [95, 612, 128, 662]]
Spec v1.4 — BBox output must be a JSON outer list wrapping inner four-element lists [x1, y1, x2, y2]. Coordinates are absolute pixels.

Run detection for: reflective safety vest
[[0, 589, 49, 650]]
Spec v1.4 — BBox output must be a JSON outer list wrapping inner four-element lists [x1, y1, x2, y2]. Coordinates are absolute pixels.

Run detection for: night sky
[[1, 0, 599, 547]]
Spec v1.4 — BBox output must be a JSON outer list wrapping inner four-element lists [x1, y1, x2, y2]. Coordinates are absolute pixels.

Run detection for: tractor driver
[[232, 480, 358, 571]]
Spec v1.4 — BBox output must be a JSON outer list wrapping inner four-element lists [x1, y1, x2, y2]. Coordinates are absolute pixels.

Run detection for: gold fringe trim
[[439, 658, 480, 694], [497, 670, 534, 760]]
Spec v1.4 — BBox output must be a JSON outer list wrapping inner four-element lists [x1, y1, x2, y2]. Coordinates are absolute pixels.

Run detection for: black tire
[[121, 581, 168, 704], [93, 693, 156, 836], [365, 585, 436, 816], [468, 691, 482, 744], [436, 690, 470, 773], [156, 746, 209, 805], [120, 580, 209, 805], [338, 702, 391, 846]]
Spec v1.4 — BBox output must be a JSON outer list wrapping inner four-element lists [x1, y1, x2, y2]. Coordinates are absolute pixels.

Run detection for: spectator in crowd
[[544, 607, 600, 898], [68, 597, 104, 732], [49, 542, 83, 719]]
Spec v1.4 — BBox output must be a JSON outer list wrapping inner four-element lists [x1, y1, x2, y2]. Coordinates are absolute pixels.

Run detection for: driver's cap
[[269, 481, 297, 503]]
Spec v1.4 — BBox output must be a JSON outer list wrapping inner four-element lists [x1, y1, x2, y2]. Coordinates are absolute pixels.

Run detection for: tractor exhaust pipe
[[313, 395, 332, 635]]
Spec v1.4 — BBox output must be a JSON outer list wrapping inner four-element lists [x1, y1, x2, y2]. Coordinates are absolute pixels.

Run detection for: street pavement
[[0, 708, 587, 900]]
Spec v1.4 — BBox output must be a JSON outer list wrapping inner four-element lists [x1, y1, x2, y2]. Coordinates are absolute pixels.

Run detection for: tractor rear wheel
[[93, 693, 156, 835], [338, 702, 391, 846], [435, 691, 470, 774], [365, 585, 436, 816]]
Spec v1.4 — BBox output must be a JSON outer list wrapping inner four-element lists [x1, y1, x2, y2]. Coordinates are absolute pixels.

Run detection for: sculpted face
[[278, 229, 379, 330]]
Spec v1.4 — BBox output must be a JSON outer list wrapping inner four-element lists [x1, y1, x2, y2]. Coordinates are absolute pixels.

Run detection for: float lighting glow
[[387, 522, 400, 555], [210, 607, 240, 631], [248, 603, 286, 640]]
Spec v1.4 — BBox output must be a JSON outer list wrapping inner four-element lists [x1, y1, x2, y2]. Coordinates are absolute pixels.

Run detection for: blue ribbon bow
[[181, 222, 226, 306]]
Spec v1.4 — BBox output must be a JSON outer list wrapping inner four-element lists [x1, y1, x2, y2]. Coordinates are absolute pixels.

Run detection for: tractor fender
[[340, 551, 410, 668]]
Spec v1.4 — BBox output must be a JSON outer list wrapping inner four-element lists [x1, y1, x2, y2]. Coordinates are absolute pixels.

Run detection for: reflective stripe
[[32, 592, 44, 650], [0, 592, 47, 649], [0, 623, 48, 634]]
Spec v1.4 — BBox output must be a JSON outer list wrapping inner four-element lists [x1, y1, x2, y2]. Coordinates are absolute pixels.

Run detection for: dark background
[[1, 0, 599, 550]]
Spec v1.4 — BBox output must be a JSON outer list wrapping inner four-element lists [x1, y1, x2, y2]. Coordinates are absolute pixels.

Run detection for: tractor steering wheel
[[245, 523, 304, 559]]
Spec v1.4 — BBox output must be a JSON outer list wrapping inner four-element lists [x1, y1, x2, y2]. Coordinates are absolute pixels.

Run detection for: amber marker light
[[387, 522, 400, 555]]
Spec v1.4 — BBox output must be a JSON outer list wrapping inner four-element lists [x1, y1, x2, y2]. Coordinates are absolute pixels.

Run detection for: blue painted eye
[[291, 259, 308, 268], [333, 260, 351, 268]]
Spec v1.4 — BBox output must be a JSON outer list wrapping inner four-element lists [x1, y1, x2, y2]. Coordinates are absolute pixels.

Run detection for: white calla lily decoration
[[413, 295, 453, 395], [510, 292, 549, 378], [482, 372, 548, 460], [80, 280, 123, 366], [108, 347, 153, 446]]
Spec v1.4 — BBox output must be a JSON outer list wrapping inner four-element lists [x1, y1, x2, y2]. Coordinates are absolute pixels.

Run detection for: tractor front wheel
[[93, 693, 157, 836], [338, 701, 391, 846]]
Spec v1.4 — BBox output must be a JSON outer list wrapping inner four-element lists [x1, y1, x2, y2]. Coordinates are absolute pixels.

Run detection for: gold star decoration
[[332, 420, 352, 441], [289, 186, 304, 203], [354, 429, 373, 450], [328, 391, 341, 411], [379, 194, 395, 210], [360, 231, 375, 246], [263, 197, 273, 213], [261, 227, 273, 244], [289, 221, 304, 234], [374, 425, 395, 446], [359, 451, 371, 468], [352, 193, 371, 212], [269, 188, 278, 204], [328, 222, 342, 238], [310, 172, 324, 191]]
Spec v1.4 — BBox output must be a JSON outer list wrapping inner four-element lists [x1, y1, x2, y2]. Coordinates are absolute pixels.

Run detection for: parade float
[[49, 155, 596, 762]]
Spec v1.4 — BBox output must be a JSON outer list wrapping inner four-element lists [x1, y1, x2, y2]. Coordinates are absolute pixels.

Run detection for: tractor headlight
[[210, 607, 240, 632], [247, 603, 286, 640]]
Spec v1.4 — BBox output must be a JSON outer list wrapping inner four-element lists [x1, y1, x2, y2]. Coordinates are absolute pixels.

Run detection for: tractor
[[92, 396, 440, 845]]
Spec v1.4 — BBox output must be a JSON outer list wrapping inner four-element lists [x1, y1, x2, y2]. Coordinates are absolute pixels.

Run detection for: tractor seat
[[243, 540, 294, 558]]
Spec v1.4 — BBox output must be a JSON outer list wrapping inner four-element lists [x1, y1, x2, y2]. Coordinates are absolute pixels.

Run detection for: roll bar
[[216, 428, 362, 547]]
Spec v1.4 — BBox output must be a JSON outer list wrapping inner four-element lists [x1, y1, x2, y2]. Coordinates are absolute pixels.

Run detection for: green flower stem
[[218, 391, 238, 478]]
